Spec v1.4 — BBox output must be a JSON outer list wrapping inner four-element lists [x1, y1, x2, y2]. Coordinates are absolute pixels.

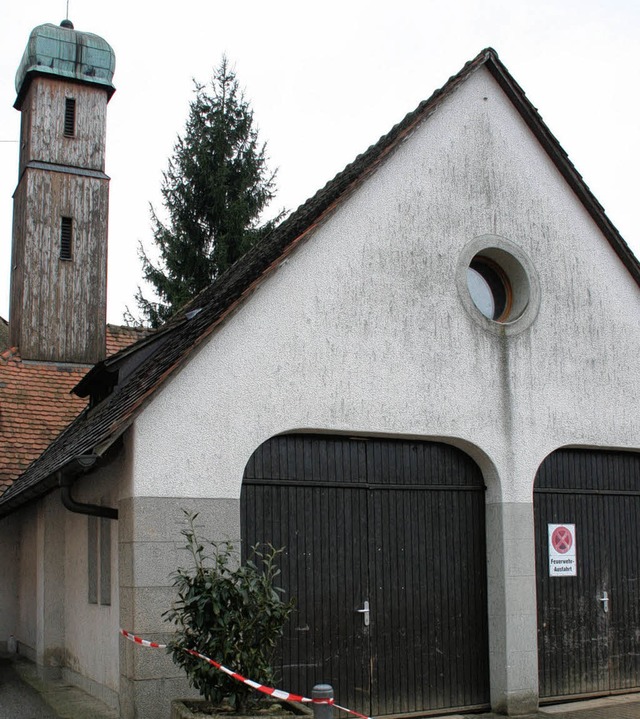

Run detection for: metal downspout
[[57, 455, 118, 520]]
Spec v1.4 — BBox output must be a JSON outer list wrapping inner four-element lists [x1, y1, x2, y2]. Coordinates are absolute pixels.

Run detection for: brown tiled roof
[[1, 48, 639, 516], [0, 325, 143, 497]]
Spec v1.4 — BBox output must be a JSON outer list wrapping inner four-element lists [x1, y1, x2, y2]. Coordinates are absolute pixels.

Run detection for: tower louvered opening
[[64, 97, 76, 137], [60, 216, 73, 260]]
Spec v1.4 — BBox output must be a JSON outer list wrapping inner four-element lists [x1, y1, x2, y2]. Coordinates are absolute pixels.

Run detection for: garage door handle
[[598, 591, 609, 613], [357, 600, 370, 626]]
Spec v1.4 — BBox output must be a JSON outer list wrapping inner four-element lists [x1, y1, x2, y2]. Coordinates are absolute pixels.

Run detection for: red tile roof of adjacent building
[[0, 347, 87, 494], [0, 317, 8, 350], [0, 324, 146, 496], [106, 323, 150, 356]]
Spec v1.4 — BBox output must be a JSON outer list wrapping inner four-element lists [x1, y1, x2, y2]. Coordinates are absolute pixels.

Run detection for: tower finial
[[61, 0, 73, 29]]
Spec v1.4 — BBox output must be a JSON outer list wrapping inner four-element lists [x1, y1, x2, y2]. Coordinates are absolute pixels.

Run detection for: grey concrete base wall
[[486, 501, 539, 715], [119, 496, 241, 719]]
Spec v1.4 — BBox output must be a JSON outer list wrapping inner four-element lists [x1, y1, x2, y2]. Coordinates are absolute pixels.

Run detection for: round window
[[457, 236, 539, 334]]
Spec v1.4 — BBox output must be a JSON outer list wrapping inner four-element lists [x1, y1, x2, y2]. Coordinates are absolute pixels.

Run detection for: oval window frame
[[457, 235, 540, 336]]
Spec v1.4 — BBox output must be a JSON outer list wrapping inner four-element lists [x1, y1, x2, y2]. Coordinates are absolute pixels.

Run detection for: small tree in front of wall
[[164, 512, 295, 713]]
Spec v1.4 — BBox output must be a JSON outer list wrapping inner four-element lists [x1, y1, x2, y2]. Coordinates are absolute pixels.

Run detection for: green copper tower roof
[[15, 20, 115, 109]]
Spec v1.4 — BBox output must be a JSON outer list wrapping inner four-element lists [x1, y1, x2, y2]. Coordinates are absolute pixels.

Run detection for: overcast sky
[[1, 0, 638, 324]]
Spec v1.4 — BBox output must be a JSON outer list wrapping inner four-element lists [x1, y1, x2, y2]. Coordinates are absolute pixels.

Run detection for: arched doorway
[[241, 434, 490, 716], [534, 448, 640, 700]]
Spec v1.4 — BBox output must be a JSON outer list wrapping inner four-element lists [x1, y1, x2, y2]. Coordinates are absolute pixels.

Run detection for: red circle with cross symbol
[[551, 526, 573, 554]]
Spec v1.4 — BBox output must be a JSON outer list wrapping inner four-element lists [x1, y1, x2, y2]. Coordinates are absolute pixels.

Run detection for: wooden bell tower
[[9, 20, 115, 363]]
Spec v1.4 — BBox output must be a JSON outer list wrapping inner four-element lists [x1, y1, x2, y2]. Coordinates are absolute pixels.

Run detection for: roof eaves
[[0, 409, 131, 518]]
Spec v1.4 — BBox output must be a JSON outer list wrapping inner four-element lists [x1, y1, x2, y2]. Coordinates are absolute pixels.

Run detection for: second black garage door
[[535, 449, 640, 701]]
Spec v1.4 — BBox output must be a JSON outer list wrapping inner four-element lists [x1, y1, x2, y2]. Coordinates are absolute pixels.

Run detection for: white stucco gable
[[130, 64, 640, 505]]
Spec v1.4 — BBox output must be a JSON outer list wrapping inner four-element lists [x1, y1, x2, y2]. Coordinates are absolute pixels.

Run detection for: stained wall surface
[[5, 471, 121, 708], [10, 74, 109, 363], [0, 512, 20, 651], [10, 171, 108, 362], [132, 65, 640, 504], [16, 505, 37, 658], [62, 463, 122, 708], [18, 77, 108, 175]]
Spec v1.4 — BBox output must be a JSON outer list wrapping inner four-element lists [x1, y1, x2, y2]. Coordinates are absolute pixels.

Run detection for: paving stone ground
[[0, 656, 58, 719], [2, 651, 640, 719], [1, 653, 117, 719]]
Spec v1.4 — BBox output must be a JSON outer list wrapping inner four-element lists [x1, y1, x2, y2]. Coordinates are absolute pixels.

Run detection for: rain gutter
[[57, 455, 118, 520]]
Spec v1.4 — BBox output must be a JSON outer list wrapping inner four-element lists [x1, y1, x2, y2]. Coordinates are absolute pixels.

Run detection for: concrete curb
[[432, 693, 640, 719]]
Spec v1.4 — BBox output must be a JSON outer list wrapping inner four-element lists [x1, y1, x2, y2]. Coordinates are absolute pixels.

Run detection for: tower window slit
[[60, 217, 73, 260], [64, 98, 76, 137]]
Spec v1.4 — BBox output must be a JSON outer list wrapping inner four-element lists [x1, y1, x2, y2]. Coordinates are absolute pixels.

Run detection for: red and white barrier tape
[[120, 629, 371, 719]]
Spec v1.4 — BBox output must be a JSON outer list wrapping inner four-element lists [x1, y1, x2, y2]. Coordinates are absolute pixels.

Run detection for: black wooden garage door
[[534, 449, 640, 700], [241, 435, 489, 717]]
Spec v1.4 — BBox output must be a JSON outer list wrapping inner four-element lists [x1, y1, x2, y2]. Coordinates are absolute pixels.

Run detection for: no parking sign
[[548, 523, 577, 576]]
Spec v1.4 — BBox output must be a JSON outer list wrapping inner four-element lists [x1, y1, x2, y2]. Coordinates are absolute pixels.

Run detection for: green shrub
[[164, 511, 295, 713]]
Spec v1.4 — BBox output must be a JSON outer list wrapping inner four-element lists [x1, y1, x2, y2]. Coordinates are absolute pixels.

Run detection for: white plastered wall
[[131, 65, 640, 504], [0, 513, 19, 651], [61, 461, 122, 705], [16, 504, 37, 658], [7, 455, 123, 705]]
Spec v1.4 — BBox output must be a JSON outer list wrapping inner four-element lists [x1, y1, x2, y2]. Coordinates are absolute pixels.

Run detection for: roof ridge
[[106, 322, 149, 332]]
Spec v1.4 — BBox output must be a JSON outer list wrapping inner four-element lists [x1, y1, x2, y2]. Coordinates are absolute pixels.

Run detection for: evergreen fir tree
[[133, 57, 281, 327]]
